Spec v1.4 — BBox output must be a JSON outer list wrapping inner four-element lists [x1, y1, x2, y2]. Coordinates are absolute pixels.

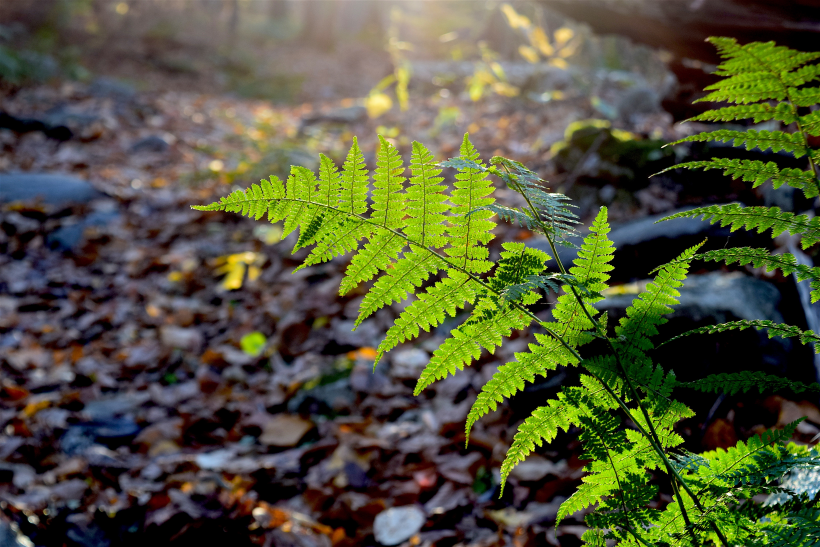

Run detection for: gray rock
[[0, 173, 104, 206], [47, 208, 120, 251], [597, 271, 783, 324], [390, 348, 429, 380], [88, 77, 135, 100], [0, 519, 32, 547], [373, 506, 426, 546], [301, 105, 366, 126], [535, 206, 767, 280], [130, 135, 171, 154], [159, 325, 204, 353]]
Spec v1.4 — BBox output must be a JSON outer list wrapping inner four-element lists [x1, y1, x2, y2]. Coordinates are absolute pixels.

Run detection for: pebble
[[373, 506, 426, 546]]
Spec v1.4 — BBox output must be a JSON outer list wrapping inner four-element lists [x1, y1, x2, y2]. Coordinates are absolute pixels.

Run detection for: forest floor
[[1, 43, 818, 547]]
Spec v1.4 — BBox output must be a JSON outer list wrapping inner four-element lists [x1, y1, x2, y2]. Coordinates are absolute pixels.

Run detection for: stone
[[389, 348, 428, 380], [159, 325, 204, 353], [373, 506, 426, 546], [509, 455, 568, 482], [88, 77, 135, 100], [598, 271, 783, 325], [259, 414, 315, 447], [301, 105, 366, 126], [0, 173, 104, 206], [0, 519, 31, 547], [130, 135, 171, 154]]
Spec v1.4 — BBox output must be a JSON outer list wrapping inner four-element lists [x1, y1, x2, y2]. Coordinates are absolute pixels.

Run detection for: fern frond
[[339, 136, 369, 215], [372, 135, 406, 229], [695, 421, 803, 487], [500, 376, 614, 492], [405, 140, 449, 247], [336, 137, 407, 295], [284, 166, 320, 241], [665, 247, 820, 302], [413, 243, 547, 393], [757, 507, 820, 547], [465, 208, 615, 439], [682, 370, 820, 396], [655, 159, 818, 197], [686, 103, 797, 124], [661, 319, 820, 354], [490, 155, 579, 246], [657, 203, 820, 248], [445, 134, 496, 274], [355, 248, 444, 326], [615, 241, 704, 362], [670, 129, 807, 157], [338, 231, 405, 296], [375, 269, 479, 365], [706, 36, 820, 81]]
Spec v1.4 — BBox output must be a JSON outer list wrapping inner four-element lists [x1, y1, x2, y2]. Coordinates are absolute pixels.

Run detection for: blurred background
[[1, 1, 820, 546]]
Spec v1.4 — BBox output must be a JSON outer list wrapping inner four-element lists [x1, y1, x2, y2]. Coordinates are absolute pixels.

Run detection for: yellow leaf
[[500, 3, 530, 30], [531, 27, 554, 57], [221, 262, 246, 290], [490, 62, 507, 81], [364, 93, 393, 118], [492, 82, 519, 97], [548, 57, 569, 69], [248, 265, 261, 282], [554, 27, 574, 46], [518, 45, 540, 64]]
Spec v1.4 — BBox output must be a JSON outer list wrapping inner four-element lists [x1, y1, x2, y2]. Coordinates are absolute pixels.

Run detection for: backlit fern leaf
[[375, 270, 479, 365], [615, 242, 704, 364], [658, 203, 820, 248], [682, 370, 820, 396], [686, 103, 796, 124], [661, 319, 820, 353], [445, 134, 496, 274], [413, 243, 548, 394], [671, 129, 807, 157], [500, 376, 615, 492], [655, 159, 818, 197], [338, 137, 406, 295], [465, 208, 614, 439], [663, 247, 820, 302], [405, 140, 449, 247]]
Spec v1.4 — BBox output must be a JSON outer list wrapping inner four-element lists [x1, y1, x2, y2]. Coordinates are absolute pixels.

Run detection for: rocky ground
[[1, 51, 819, 547]]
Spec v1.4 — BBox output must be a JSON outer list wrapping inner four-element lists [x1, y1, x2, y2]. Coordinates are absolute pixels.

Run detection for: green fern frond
[[661, 319, 820, 353], [671, 129, 807, 157], [694, 421, 803, 488], [375, 269, 479, 365], [355, 248, 444, 326], [615, 242, 704, 365], [338, 231, 405, 296], [413, 243, 547, 394], [666, 247, 820, 302], [372, 135, 406, 229], [500, 376, 614, 492], [405, 140, 449, 247], [657, 203, 820, 248], [682, 370, 820, 396], [491, 155, 579, 246], [445, 134, 496, 274], [655, 159, 818, 197], [465, 208, 614, 440], [686, 103, 797, 124], [339, 136, 369, 215]]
